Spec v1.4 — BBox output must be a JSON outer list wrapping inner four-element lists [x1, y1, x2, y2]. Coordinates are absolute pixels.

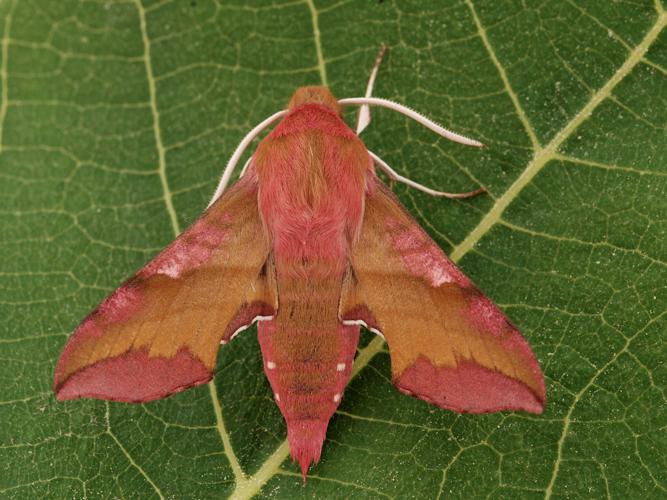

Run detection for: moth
[[54, 48, 545, 477]]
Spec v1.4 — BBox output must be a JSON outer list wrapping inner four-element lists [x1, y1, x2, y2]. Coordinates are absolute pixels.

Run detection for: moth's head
[[288, 86, 341, 115]]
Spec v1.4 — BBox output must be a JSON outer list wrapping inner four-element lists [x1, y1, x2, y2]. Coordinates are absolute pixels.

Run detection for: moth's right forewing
[[54, 174, 276, 402], [342, 179, 545, 414]]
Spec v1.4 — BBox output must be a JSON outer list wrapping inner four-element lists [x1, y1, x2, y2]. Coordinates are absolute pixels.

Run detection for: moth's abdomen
[[257, 277, 360, 476]]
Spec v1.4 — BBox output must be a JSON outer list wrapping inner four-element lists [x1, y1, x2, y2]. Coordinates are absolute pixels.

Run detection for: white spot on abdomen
[[333, 393, 341, 402], [267, 361, 276, 370], [274, 393, 280, 401], [336, 363, 346, 371]]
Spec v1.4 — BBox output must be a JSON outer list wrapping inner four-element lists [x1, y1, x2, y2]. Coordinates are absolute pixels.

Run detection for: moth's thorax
[[253, 103, 371, 278]]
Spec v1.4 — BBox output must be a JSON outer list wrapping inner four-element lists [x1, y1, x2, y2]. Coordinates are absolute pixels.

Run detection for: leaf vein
[[450, 10, 666, 263], [543, 311, 667, 499], [134, 0, 180, 237], [208, 380, 247, 486], [105, 402, 165, 500], [306, 0, 328, 86], [466, 0, 541, 150], [0, 0, 15, 153]]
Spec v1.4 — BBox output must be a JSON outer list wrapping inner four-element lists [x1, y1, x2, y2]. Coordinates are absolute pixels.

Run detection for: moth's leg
[[369, 150, 485, 199], [356, 45, 387, 135]]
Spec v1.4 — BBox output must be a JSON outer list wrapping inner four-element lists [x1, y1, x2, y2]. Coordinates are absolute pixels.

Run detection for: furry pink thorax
[[254, 91, 371, 279]]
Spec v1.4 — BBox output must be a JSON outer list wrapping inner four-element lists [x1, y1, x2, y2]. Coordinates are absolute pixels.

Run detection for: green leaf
[[1, 0, 665, 498]]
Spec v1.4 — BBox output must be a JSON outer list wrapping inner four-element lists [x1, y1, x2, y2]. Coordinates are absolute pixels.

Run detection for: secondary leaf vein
[[208, 380, 247, 486], [106, 402, 165, 500], [134, 0, 181, 236], [544, 311, 666, 499], [466, 0, 541, 150], [0, 0, 15, 153], [306, 0, 328, 86]]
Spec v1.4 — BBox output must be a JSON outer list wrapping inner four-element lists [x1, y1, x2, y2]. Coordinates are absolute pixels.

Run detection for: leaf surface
[[0, 0, 665, 498]]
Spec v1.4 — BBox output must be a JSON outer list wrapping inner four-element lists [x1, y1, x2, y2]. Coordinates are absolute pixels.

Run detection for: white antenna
[[340, 97, 484, 148], [209, 93, 484, 206], [208, 109, 286, 207]]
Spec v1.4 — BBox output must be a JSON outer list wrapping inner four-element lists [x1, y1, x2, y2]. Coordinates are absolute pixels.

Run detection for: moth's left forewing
[[54, 175, 276, 402], [342, 179, 546, 413]]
